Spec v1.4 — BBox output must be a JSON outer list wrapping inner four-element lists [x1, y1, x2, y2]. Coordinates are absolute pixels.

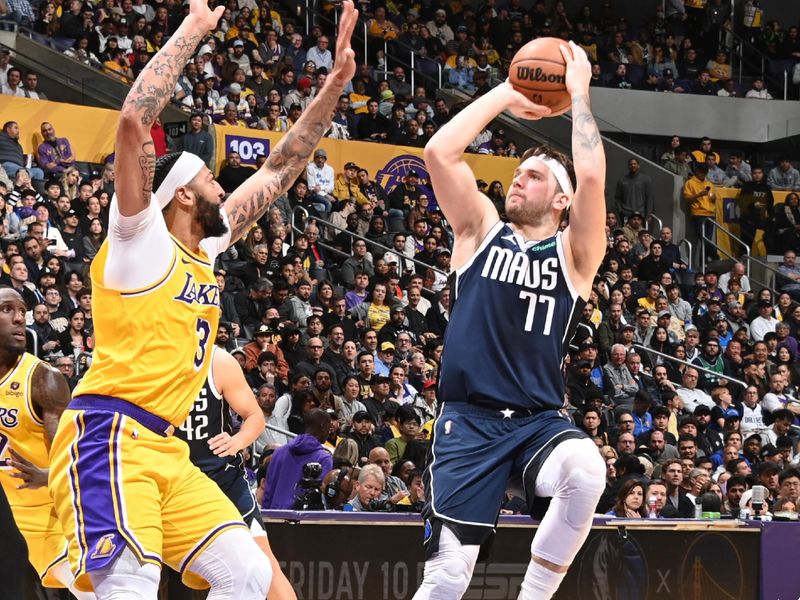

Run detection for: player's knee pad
[[416, 526, 479, 600], [50, 561, 97, 600], [88, 545, 161, 600], [536, 438, 605, 530], [193, 526, 272, 600]]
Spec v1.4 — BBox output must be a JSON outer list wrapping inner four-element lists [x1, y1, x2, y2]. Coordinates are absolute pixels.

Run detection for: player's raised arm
[[207, 350, 265, 457], [115, 0, 223, 217], [559, 42, 606, 285], [423, 82, 550, 261], [223, 0, 358, 244]]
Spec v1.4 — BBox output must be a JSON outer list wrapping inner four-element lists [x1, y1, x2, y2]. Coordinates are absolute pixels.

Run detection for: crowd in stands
[[2, 0, 800, 143], [2, 0, 800, 520], [0, 105, 800, 518]]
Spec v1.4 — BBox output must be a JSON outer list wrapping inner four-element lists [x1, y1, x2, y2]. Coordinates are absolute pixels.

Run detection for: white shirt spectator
[[750, 315, 777, 342], [745, 88, 772, 100], [719, 271, 751, 294], [306, 41, 333, 72], [678, 386, 714, 414], [1, 82, 25, 97], [306, 161, 335, 195]]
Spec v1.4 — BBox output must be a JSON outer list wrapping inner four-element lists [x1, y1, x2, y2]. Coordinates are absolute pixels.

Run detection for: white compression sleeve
[[88, 545, 161, 600], [104, 197, 174, 291], [413, 526, 480, 600], [187, 526, 271, 599]]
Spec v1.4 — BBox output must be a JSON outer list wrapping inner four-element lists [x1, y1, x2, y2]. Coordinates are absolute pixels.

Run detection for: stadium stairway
[[0, 22, 187, 124]]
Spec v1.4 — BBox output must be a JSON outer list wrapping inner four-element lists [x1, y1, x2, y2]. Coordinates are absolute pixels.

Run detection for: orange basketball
[[509, 37, 571, 116]]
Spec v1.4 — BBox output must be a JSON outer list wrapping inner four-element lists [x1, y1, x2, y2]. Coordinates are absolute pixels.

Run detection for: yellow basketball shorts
[[49, 397, 247, 593], [11, 503, 69, 588]]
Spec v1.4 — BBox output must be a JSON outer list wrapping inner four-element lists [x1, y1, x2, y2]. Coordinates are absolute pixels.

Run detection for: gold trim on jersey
[[0, 354, 23, 388], [173, 237, 212, 267], [24, 358, 43, 426]]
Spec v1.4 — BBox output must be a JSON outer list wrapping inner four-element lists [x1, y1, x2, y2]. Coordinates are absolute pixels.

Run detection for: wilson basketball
[[509, 37, 571, 116]]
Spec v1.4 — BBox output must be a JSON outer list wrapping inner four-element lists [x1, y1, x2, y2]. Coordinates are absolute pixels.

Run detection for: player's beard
[[504, 194, 552, 228], [195, 192, 228, 238]]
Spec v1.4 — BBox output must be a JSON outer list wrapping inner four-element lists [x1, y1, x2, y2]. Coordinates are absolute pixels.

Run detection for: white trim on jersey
[[206, 346, 223, 400]]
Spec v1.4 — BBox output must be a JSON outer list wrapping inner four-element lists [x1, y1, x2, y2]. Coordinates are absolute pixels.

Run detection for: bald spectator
[[216, 150, 256, 192], [306, 36, 333, 72], [36, 122, 75, 176], [368, 446, 409, 504], [678, 367, 714, 413]]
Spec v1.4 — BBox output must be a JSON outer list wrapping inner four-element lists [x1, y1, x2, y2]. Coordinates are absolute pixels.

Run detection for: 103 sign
[[225, 134, 270, 165]]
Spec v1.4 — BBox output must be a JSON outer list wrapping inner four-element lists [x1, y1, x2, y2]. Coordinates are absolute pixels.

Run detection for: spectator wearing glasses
[[306, 36, 333, 72], [679, 367, 714, 413]]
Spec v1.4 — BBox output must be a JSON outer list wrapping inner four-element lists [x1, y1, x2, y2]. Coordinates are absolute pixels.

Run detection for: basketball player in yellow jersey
[[47, 0, 359, 596], [0, 288, 95, 599]]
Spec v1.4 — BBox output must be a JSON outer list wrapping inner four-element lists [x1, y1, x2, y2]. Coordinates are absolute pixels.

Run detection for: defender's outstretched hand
[[189, 0, 224, 32], [559, 41, 592, 98], [331, 0, 359, 85], [498, 80, 552, 121]]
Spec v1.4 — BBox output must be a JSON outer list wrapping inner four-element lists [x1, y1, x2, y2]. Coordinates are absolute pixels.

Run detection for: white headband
[[519, 155, 574, 197], [154, 152, 206, 209]]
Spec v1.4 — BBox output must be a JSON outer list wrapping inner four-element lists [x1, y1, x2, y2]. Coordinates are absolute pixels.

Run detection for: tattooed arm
[[115, 0, 222, 217], [560, 41, 607, 289], [223, 0, 358, 245]]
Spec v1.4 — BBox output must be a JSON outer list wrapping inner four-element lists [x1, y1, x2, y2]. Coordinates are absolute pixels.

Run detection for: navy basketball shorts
[[422, 402, 586, 553], [211, 468, 264, 530]]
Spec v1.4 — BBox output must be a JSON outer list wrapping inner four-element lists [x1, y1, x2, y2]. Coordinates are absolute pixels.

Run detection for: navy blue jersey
[[176, 348, 241, 477], [439, 222, 584, 411]]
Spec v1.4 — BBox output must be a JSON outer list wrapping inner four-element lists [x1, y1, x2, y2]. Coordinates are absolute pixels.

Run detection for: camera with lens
[[368, 498, 394, 512], [293, 462, 325, 511]]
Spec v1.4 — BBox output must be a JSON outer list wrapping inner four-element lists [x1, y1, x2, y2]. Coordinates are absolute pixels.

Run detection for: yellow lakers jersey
[[73, 236, 221, 426], [0, 353, 50, 510]]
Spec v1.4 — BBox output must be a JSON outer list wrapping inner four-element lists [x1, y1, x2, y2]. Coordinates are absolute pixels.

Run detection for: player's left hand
[[559, 41, 592, 98], [8, 449, 48, 489], [208, 432, 241, 457], [330, 0, 358, 84], [188, 0, 224, 32]]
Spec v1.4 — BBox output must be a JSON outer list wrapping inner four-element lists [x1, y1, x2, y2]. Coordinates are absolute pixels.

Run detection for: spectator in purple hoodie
[[262, 408, 333, 509]]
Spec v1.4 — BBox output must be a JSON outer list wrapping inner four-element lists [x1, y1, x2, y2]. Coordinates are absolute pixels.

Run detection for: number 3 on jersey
[[519, 291, 555, 334], [194, 318, 211, 369]]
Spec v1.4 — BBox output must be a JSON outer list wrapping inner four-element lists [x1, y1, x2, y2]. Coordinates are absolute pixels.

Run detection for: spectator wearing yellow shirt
[[334, 162, 370, 206], [706, 50, 731, 83], [683, 163, 718, 259]]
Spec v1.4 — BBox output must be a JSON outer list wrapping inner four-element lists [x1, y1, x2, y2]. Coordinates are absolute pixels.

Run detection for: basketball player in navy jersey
[[412, 42, 607, 599], [176, 347, 296, 600]]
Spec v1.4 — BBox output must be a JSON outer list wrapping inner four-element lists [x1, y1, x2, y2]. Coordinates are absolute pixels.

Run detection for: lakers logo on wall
[[374, 155, 437, 207]]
